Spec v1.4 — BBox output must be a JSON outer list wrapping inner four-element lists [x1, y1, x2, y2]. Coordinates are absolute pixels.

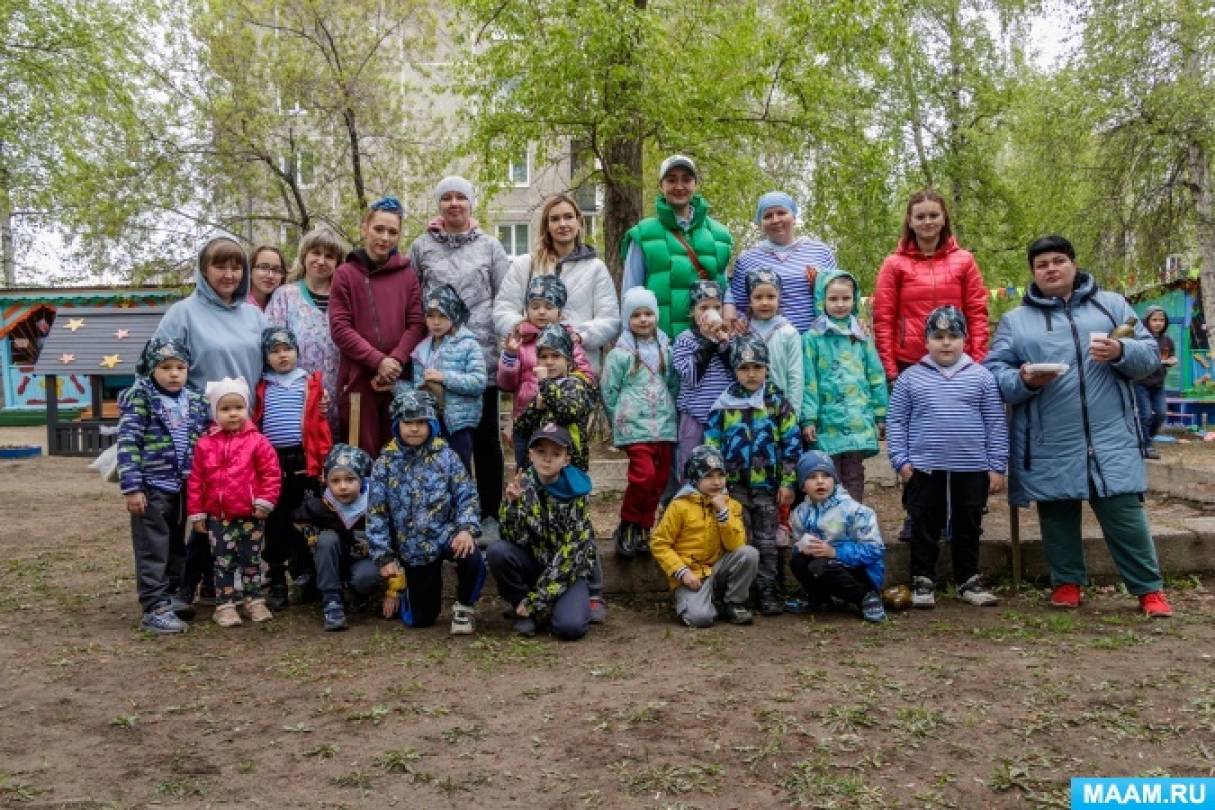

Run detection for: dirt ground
[[2, 444, 1215, 808]]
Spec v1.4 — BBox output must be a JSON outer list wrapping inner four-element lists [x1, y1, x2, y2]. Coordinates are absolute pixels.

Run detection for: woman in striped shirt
[[725, 192, 839, 334]]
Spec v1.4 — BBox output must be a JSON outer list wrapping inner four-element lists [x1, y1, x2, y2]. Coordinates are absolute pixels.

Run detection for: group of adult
[[152, 155, 1168, 603]]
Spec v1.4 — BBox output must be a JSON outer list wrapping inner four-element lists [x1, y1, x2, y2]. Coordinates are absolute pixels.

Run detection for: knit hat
[[526, 274, 568, 310], [204, 376, 250, 419], [261, 326, 298, 358], [136, 337, 191, 377], [796, 450, 837, 488], [535, 324, 574, 361], [746, 266, 783, 296], [753, 191, 798, 224], [1027, 234, 1075, 267], [434, 175, 477, 210], [621, 286, 659, 324], [528, 422, 572, 449], [729, 332, 769, 369], [689, 279, 723, 306], [424, 283, 470, 328], [683, 444, 726, 484], [924, 305, 967, 338], [323, 443, 373, 482], [390, 388, 436, 422], [658, 154, 697, 182]]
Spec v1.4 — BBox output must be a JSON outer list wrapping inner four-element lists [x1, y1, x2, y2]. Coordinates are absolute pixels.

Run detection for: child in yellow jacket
[[649, 445, 759, 627]]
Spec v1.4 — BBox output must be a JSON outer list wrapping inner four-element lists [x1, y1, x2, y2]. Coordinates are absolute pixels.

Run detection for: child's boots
[[213, 602, 242, 627], [242, 597, 274, 623]]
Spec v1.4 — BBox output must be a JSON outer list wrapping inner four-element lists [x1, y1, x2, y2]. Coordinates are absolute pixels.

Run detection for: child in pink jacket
[[187, 376, 282, 627], [498, 275, 594, 463]]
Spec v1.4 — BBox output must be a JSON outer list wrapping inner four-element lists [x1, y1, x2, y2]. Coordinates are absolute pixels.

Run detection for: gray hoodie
[[154, 238, 268, 396], [409, 226, 510, 371]]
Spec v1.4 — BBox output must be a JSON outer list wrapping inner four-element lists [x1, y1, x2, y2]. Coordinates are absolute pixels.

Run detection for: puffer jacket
[[873, 236, 989, 378], [366, 432, 480, 568], [497, 321, 595, 418], [409, 226, 510, 371], [983, 273, 1160, 506], [704, 381, 801, 492], [186, 421, 281, 521], [493, 248, 621, 372], [790, 486, 886, 590], [117, 378, 211, 494], [600, 332, 679, 445], [498, 465, 596, 615], [410, 326, 487, 432], [649, 485, 747, 590], [801, 270, 888, 457]]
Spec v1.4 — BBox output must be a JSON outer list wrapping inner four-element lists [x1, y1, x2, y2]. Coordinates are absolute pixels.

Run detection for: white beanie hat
[[621, 286, 659, 324], [204, 376, 250, 419], [434, 175, 476, 210]]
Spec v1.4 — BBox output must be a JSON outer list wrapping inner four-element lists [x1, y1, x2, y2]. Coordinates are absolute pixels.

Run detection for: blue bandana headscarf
[[424, 284, 470, 329], [369, 196, 404, 215], [136, 337, 191, 377]]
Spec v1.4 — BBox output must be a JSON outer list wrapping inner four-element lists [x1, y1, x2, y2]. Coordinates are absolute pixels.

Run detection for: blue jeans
[[1134, 384, 1166, 448]]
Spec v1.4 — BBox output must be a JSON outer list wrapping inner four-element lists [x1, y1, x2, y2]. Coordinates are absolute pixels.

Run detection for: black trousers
[[264, 445, 318, 583], [130, 488, 187, 611], [789, 554, 871, 606], [474, 387, 504, 521], [402, 545, 487, 628], [485, 541, 589, 640], [181, 529, 213, 599], [902, 469, 989, 584]]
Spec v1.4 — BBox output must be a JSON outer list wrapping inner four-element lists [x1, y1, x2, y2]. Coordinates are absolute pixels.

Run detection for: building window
[[498, 223, 530, 256], [509, 149, 530, 187]]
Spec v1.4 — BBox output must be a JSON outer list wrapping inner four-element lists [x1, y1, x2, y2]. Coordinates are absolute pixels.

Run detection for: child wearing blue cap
[[790, 451, 886, 622]]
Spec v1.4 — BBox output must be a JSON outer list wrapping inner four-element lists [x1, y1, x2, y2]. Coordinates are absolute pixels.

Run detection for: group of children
[[117, 259, 1010, 638]]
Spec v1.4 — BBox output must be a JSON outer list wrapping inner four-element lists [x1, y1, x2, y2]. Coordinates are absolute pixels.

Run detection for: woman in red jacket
[[329, 197, 428, 456], [872, 190, 989, 380]]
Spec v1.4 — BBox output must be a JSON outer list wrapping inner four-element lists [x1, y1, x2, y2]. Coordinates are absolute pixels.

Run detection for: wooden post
[[45, 374, 58, 455], [348, 392, 361, 447], [90, 374, 103, 421]]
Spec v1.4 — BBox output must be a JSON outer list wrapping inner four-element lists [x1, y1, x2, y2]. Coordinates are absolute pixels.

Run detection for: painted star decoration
[[99, 354, 121, 369], [59, 353, 75, 364], [65, 318, 86, 332], [115, 329, 130, 340]]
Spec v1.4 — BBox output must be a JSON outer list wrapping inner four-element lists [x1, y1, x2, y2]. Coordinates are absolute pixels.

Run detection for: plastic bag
[[88, 428, 120, 483]]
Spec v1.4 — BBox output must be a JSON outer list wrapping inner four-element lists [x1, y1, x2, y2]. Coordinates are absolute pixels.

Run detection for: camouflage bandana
[[136, 337, 191, 377], [924, 305, 967, 338], [261, 326, 299, 357], [728, 332, 770, 369], [390, 388, 437, 422], [535, 324, 574, 361], [684, 444, 726, 484], [424, 283, 470, 328], [526, 274, 568, 310], [689, 279, 723, 306], [323, 443, 373, 482], [746, 267, 783, 295]]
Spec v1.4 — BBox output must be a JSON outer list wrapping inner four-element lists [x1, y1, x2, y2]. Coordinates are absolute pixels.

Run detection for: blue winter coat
[[790, 486, 885, 590], [366, 431, 481, 567], [409, 326, 487, 432], [116, 377, 211, 495], [983, 273, 1160, 506]]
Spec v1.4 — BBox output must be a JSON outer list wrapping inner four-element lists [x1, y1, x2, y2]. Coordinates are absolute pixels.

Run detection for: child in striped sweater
[[887, 306, 1007, 609], [672, 280, 735, 477]]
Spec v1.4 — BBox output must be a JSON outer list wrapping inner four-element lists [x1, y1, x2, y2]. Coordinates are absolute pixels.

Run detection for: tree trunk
[[602, 137, 644, 289], [946, 0, 965, 220], [343, 106, 367, 212]]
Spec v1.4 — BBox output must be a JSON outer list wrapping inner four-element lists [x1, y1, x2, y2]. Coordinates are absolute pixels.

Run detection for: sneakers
[[588, 596, 607, 624], [1144, 447, 1161, 459], [721, 602, 753, 625], [911, 577, 936, 608], [613, 522, 635, 558], [243, 598, 273, 623], [1050, 583, 1083, 609], [860, 591, 887, 623], [957, 575, 999, 607], [322, 600, 348, 632], [513, 616, 537, 637], [141, 604, 188, 635], [450, 602, 475, 635], [265, 578, 289, 612], [167, 596, 196, 622], [757, 587, 784, 616], [1139, 590, 1173, 618], [213, 602, 242, 627]]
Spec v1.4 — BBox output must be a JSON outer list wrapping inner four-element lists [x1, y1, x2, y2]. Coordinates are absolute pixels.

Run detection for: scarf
[[755, 235, 810, 263], [263, 367, 309, 389], [922, 353, 973, 380], [748, 315, 791, 341], [323, 487, 369, 530]]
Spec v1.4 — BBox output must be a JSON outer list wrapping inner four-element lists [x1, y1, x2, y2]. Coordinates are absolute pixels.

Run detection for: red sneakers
[[1049, 583, 1083, 608], [1138, 591, 1173, 618]]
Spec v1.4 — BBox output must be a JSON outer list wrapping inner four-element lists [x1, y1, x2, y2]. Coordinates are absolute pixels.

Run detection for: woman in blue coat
[[984, 235, 1172, 618]]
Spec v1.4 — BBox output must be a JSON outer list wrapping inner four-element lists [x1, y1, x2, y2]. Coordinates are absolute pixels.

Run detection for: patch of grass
[[304, 743, 338, 759], [1088, 630, 1150, 650], [152, 778, 209, 799], [779, 758, 885, 808], [892, 707, 949, 739], [329, 770, 374, 790], [0, 557, 51, 611], [611, 761, 722, 796], [822, 702, 879, 734], [109, 713, 138, 729], [0, 774, 41, 802], [373, 748, 425, 774], [346, 704, 392, 726], [618, 701, 666, 726], [440, 724, 486, 744], [988, 759, 1068, 808], [463, 636, 556, 671], [586, 661, 633, 680], [238, 758, 255, 774]]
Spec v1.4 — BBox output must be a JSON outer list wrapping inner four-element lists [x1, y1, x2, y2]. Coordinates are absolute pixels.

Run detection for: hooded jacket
[[409, 226, 510, 371], [512, 372, 598, 472], [790, 486, 885, 591], [186, 421, 282, 521], [1138, 305, 1175, 389], [801, 269, 888, 457], [410, 325, 487, 433], [328, 249, 427, 396], [983, 273, 1159, 506], [600, 329, 680, 446], [497, 321, 595, 418], [117, 377, 211, 495], [252, 370, 333, 478], [704, 381, 801, 492], [493, 246, 621, 372], [649, 484, 747, 590], [872, 235, 989, 378], [154, 238, 268, 397]]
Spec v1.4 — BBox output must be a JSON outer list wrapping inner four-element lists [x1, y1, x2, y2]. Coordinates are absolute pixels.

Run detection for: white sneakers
[[450, 602, 475, 635]]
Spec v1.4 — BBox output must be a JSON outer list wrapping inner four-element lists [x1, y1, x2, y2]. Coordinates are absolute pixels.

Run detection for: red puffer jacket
[[187, 421, 282, 521], [872, 236, 989, 378], [252, 371, 333, 479]]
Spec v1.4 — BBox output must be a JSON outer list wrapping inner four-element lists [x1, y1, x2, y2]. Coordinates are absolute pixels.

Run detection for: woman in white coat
[[493, 194, 620, 372]]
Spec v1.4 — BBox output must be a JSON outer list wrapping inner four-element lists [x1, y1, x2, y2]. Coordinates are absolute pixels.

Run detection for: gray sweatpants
[[673, 545, 759, 628], [731, 488, 779, 590]]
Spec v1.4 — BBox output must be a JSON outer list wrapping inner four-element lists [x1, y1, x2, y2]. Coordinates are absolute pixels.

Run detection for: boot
[[265, 574, 289, 612]]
